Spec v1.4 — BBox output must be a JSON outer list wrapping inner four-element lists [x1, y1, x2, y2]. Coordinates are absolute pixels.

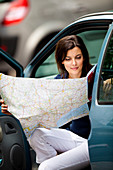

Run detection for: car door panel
[[0, 110, 31, 170], [88, 23, 113, 169]]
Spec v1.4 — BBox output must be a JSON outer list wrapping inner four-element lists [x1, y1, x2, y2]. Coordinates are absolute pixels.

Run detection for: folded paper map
[[0, 67, 96, 138]]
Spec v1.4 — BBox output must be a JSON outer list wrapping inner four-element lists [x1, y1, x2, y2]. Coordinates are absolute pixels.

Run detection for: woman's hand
[[0, 99, 10, 114], [103, 78, 112, 93]]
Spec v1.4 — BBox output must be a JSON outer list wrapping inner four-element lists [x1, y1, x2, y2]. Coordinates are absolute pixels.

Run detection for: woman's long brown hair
[[55, 35, 92, 78]]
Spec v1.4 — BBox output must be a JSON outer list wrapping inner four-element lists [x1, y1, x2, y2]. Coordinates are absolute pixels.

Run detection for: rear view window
[[78, 30, 107, 65]]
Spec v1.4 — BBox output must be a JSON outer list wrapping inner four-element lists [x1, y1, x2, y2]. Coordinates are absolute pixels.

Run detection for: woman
[[1, 35, 93, 170], [28, 35, 92, 170]]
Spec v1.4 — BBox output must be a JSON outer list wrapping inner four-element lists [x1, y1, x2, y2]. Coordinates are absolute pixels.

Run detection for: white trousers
[[28, 128, 90, 170]]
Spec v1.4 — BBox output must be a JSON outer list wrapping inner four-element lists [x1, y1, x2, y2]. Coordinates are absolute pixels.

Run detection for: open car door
[[88, 22, 113, 170], [0, 50, 31, 170]]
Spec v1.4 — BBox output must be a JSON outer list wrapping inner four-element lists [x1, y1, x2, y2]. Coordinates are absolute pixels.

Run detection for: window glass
[[98, 32, 113, 104], [78, 30, 107, 65], [35, 52, 58, 78], [35, 30, 107, 78]]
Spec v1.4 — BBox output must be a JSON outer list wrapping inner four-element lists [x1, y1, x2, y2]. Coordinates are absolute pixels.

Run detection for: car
[[0, 11, 113, 170], [0, 0, 113, 76]]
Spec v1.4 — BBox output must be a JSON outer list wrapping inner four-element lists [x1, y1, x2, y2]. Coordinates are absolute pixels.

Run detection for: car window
[[35, 29, 107, 78], [78, 30, 107, 65], [35, 52, 58, 78], [98, 31, 113, 104]]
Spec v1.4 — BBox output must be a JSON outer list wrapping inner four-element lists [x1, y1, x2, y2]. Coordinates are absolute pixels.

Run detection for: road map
[[0, 73, 90, 138]]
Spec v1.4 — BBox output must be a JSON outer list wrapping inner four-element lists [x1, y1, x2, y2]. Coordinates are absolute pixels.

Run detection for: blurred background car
[[0, 0, 113, 76]]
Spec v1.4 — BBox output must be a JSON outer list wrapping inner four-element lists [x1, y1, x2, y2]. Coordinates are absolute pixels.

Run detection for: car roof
[[68, 11, 113, 27], [77, 11, 113, 20]]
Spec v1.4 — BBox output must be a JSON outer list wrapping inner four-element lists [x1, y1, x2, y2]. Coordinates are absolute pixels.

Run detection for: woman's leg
[[28, 127, 87, 164], [38, 140, 89, 170]]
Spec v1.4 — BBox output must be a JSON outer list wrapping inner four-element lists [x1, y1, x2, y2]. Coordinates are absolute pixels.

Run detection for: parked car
[[0, 11, 113, 170], [0, 0, 113, 76]]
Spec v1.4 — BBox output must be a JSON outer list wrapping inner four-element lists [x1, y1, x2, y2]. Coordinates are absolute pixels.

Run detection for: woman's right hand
[[0, 99, 10, 114], [103, 78, 112, 93]]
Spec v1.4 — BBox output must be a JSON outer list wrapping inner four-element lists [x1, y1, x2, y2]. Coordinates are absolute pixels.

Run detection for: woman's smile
[[71, 67, 78, 70]]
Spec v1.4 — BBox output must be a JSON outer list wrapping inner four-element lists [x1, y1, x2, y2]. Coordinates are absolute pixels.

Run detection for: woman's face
[[62, 46, 84, 79]]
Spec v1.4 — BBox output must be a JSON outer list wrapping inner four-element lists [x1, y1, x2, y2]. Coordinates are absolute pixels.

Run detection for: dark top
[[55, 74, 91, 139]]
